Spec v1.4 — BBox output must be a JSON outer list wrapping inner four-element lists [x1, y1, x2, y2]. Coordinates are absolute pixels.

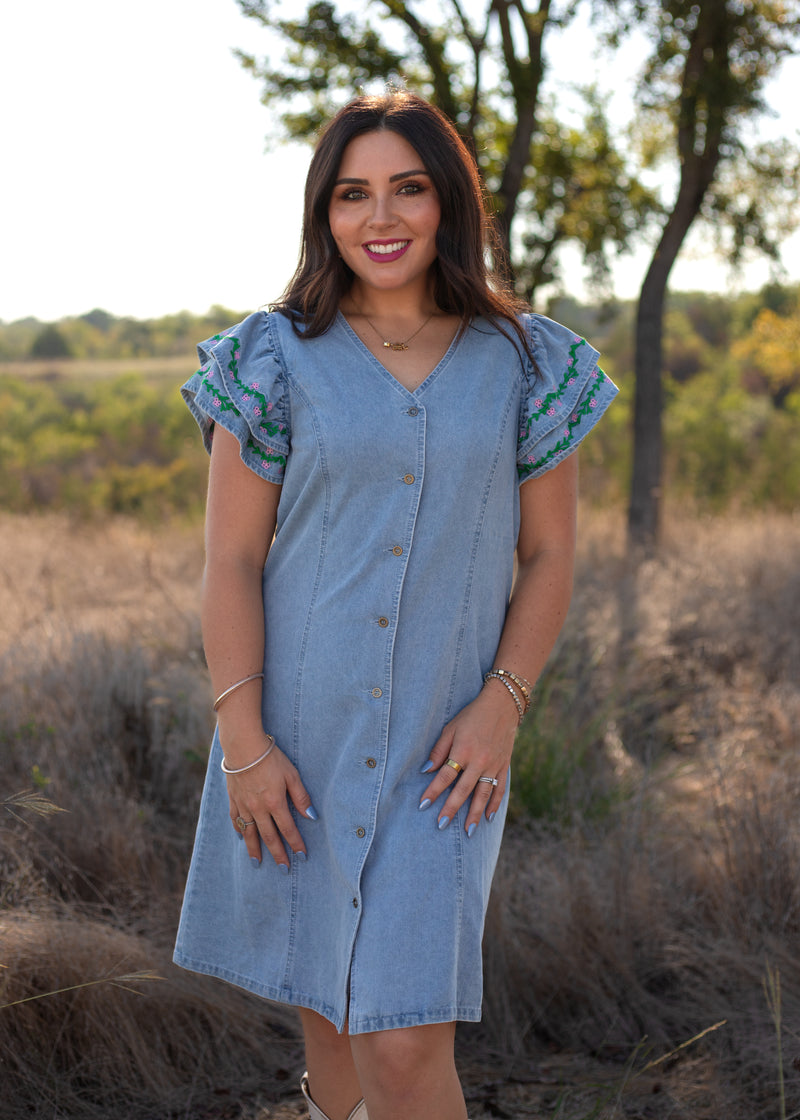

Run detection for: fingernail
[[488, 811, 497, 823], [467, 822, 477, 838], [418, 798, 432, 811], [438, 815, 451, 830], [278, 863, 289, 874], [305, 806, 319, 821], [294, 850, 307, 861], [251, 857, 260, 867], [420, 760, 435, 774]]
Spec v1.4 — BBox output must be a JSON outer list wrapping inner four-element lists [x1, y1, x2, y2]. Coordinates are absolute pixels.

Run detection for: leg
[[349, 1021, 467, 1120], [298, 1007, 364, 1120]]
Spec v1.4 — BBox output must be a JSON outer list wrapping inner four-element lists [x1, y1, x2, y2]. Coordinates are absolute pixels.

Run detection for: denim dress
[[174, 310, 617, 1033]]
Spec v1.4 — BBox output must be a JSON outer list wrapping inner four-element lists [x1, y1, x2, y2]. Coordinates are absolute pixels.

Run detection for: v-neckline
[[336, 311, 463, 397]]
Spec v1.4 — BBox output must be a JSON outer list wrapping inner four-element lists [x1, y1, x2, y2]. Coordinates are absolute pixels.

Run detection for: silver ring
[[235, 815, 255, 831], [478, 776, 498, 787]]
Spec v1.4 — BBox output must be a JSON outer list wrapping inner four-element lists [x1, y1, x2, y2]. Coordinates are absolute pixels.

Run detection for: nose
[[366, 192, 397, 229]]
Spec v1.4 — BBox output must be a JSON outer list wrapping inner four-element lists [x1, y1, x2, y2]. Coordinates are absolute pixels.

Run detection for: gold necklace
[[361, 311, 435, 352]]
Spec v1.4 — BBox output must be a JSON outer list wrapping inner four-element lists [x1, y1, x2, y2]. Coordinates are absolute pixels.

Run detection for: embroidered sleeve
[[181, 312, 289, 483], [517, 318, 618, 482]]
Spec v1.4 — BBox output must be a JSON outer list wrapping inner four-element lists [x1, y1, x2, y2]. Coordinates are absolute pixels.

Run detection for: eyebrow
[[334, 168, 430, 185]]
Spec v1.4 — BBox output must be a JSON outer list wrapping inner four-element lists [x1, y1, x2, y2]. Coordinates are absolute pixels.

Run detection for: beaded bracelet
[[491, 667, 533, 709], [213, 672, 264, 712], [220, 734, 276, 775], [483, 670, 525, 724]]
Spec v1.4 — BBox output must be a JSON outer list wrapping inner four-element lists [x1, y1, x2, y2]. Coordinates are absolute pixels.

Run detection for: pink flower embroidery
[[266, 401, 273, 412], [234, 350, 241, 359], [568, 377, 575, 385], [590, 398, 597, 408], [250, 381, 260, 390], [571, 413, 578, 422], [547, 407, 556, 416], [254, 406, 262, 417], [564, 429, 570, 437], [213, 397, 221, 408], [527, 454, 535, 462], [534, 398, 543, 409]]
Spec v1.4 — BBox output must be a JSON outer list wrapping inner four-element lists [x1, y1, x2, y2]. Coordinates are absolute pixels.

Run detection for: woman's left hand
[[417, 682, 519, 834]]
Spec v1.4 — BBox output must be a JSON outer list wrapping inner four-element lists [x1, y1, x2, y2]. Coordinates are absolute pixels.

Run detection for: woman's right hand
[[223, 734, 318, 870]]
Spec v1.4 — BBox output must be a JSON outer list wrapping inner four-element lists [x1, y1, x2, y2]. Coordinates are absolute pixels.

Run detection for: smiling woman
[[174, 89, 617, 1120]]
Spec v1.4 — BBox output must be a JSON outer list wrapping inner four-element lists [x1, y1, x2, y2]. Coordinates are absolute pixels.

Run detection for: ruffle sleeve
[[517, 314, 618, 482], [180, 311, 289, 482]]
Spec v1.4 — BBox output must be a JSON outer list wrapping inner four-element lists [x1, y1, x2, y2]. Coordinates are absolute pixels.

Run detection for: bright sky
[[3, 0, 799, 324]]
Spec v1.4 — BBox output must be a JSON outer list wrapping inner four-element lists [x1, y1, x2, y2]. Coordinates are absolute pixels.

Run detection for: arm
[[418, 450, 578, 834], [203, 425, 315, 869]]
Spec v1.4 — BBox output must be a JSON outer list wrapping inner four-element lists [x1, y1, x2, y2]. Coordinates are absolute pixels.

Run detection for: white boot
[[301, 1071, 368, 1120]]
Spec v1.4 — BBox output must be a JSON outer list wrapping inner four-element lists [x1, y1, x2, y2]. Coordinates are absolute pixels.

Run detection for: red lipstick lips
[[363, 240, 411, 263]]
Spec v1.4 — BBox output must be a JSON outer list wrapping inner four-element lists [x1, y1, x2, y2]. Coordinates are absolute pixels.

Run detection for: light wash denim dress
[[174, 309, 617, 1033]]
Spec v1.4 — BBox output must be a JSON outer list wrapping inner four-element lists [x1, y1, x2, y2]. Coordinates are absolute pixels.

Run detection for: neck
[[345, 278, 437, 322]]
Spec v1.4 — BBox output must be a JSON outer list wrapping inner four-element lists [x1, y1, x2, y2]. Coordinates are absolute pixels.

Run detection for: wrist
[[483, 667, 534, 725], [481, 676, 524, 727]]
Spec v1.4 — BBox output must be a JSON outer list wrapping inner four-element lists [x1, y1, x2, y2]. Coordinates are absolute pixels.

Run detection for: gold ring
[[445, 758, 463, 773], [235, 815, 255, 831]]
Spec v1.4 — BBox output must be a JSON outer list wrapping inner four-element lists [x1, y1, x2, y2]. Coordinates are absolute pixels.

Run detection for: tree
[[733, 303, 800, 408], [30, 324, 73, 360], [235, 0, 659, 296], [623, 0, 800, 548]]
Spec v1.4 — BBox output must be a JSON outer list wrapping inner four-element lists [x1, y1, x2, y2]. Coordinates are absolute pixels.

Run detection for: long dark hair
[[273, 90, 533, 360]]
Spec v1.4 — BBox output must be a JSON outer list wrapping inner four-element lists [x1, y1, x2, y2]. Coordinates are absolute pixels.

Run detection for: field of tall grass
[[2, 507, 800, 1118]]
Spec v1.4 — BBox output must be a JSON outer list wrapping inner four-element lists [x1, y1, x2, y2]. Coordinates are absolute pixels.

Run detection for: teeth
[[367, 241, 409, 254]]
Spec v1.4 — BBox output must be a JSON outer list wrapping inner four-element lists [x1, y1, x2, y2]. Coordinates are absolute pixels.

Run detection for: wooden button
[[392, 545, 403, 556], [403, 474, 415, 484]]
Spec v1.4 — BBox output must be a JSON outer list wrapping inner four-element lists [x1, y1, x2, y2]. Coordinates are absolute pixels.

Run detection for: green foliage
[[510, 649, 620, 825], [0, 306, 247, 362], [30, 324, 73, 359], [0, 370, 208, 519]]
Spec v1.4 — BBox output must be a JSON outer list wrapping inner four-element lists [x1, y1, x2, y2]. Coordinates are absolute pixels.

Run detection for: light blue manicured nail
[[294, 850, 307, 862], [438, 815, 451, 831], [305, 806, 319, 821], [467, 822, 477, 838], [420, 760, 435, 774], [278, 862, 289, 874], [251, 857, 260, 867], [488, 811, 497, 823], [418, 798, 432, 811]]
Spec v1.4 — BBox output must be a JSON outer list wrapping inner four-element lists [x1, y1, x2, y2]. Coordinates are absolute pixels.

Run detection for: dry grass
[[2, 508, 800, 1118]]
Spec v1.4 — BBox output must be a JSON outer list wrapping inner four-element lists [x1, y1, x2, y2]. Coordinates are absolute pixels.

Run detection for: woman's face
[[328, 129, 441, 298]]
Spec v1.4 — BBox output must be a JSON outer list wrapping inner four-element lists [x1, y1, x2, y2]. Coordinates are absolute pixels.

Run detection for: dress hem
[[172, 950, 482, 1034]]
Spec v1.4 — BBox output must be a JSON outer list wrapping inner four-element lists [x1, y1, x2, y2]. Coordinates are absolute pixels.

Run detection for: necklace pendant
[[384, 341, 409, 352]]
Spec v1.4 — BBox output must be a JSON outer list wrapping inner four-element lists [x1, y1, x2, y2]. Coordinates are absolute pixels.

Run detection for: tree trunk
[[628, 1, 729, 552]]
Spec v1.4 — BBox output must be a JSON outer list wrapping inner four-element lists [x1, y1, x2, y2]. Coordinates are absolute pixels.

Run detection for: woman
[[175, 91, 616, 1120]]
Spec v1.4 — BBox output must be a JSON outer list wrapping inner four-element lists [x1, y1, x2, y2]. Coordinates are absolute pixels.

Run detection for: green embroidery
[[517, 337, 587, 448], [245, 438, 287, 472], [518, 367, 608, 480], [196, 333, 287, 475]]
